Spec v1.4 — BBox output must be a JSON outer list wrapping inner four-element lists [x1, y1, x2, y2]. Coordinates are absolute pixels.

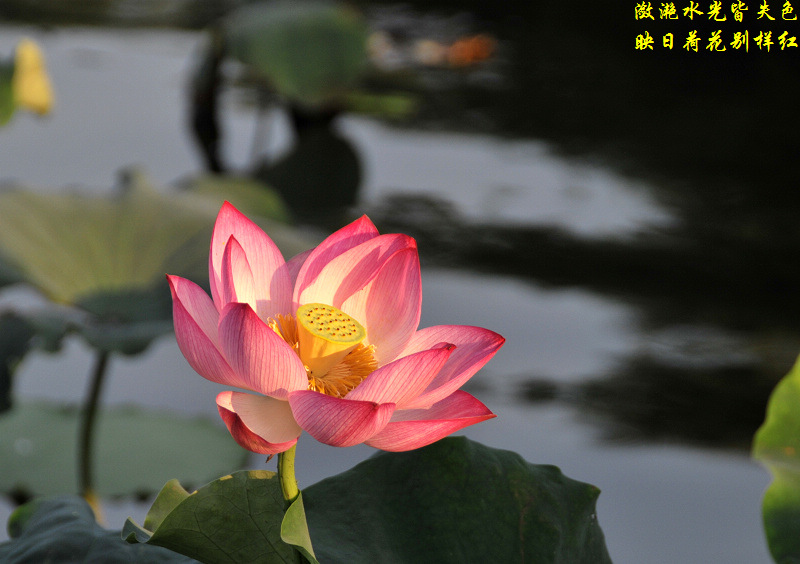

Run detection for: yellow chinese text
[[684, 1, 705, 18], [684, 29, 702, 50], [709, 1, 728, 19], [779, 30, 798, 48], [636, 31, 656, 49], [731, 30, 750, 51], [635, 2, 656, 19], [660, 2, 680, 18], [732, 1, 749, 21], [707, 29, 727, 50], [758, 1, 777, 18], [755, 30, 774, 50]]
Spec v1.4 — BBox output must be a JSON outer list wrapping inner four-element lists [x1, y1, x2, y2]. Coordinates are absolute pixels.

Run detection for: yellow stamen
[[269, 304, 377, 398], [269, 314, 299, 352], [309, 342, 377, 398]]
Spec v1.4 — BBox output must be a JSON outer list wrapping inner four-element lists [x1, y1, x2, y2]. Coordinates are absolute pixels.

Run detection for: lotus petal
[[365, 391, 495, 452]]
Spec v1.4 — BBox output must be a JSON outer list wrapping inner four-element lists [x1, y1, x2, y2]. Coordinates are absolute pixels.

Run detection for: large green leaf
[[0, 495, 197, 562], [303, 436, 612, 563], [224, 0, 369, 108], [753, 355, 800, 563], [124, 470, 317, 563], [0, 171, 302, 306], [0, 403, 248, 498], [0, 172, 309, 395], [0, 180, 210, 305], [123, 438, 607, 563]]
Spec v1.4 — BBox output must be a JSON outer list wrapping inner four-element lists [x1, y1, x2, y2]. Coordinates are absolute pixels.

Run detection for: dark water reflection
[[368, 193, 797, 450], [355, 0, 800, 451]]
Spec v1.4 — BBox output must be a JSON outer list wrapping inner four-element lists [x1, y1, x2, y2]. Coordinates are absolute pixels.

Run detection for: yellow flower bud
[[12, 38, 54, 115]]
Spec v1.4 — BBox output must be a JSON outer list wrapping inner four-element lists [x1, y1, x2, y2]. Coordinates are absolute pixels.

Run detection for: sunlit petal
[[340, 246, 421, 364], [286, 248, 313, 288], [168, 275, 243, 389], [346, 343, 454, 407], [210, 202, 291, 319], [219, 302, 308, 399], [217, 391, 301, 455], [365, 391, 495, 451], [297, 233, 414, 315], [221, 235, 257, 312], [288, 390, 395, 447], [292, 215, 379, 306], [399, 325, 505, 409]]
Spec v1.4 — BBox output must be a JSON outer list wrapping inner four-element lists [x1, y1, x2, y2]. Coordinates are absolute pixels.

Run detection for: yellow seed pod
[[12, 38, 54, 116], [298, 303, 365, 343], [296, 303, 366, 378]]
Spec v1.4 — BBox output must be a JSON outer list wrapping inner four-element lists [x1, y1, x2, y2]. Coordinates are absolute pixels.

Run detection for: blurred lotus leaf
[[224, 0, 369, 110], [0, 178, 209, 307], [0, 313, 35, 413], [0, 402, 249, 498], [753, 354, 800, 562], [190, 1, 417, 174], [0, 169, 302, 308], [0, 170, 310, 409], [182, 173, 290, 223], [0, 38, 54, 125]]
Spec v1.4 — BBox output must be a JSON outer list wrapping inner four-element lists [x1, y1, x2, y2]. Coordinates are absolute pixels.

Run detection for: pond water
[[0, 20, 781, 564]]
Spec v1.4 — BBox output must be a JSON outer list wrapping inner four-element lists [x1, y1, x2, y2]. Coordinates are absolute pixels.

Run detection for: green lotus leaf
[[753, 354, 800, 562], [68, 438, 608, 563], [0, 402, 248, 498], [0, 170, 310, 359], [124, 470, 316, 563], [224, 0, 369, 109], [342, 91, 418, 120], [303, 436, 612, 563], [0, 495, 197, 562], [0, 182, 210, 305], [281, 494, 318, 564]]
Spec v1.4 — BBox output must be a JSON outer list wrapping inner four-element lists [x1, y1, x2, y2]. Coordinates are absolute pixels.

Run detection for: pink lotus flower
[[167, 202, 504, 454]]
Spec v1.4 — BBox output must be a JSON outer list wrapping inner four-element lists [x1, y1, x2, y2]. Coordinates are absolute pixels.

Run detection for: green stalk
[[78, 350, 111, 510], [277, 443, 300, 508], [277, 443, 304, 563]]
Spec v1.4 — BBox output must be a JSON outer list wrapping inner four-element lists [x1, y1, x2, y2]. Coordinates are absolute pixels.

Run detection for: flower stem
[[277, 444, 303, 563], [78, 350, 110, 518], [277, 443, 299, 508]]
